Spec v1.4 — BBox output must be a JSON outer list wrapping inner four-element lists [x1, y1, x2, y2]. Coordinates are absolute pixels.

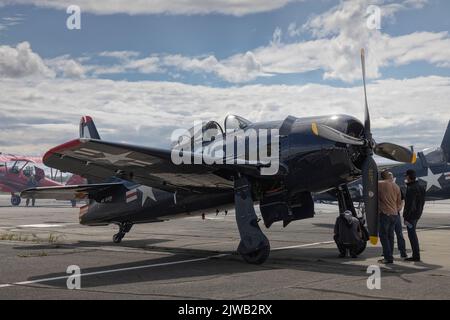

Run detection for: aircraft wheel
[[11, 195, 21, 206], [113, 232, 124, 244], [240, 242, 270, 265]]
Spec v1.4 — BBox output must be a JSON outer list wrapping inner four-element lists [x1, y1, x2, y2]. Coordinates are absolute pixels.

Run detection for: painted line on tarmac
[[0, 254, 229, 289], [272, 241, 335, 251], [17, 224, 64, 228]]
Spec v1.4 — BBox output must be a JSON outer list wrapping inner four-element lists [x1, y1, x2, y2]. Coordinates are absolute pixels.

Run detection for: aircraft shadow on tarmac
[[23, 243, 442, 289], [13, 238, 174, 252], [312, 223, 335, 229]]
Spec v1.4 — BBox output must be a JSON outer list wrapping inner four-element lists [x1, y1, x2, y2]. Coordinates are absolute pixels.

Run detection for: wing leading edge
[[42, 138, 240, 192]]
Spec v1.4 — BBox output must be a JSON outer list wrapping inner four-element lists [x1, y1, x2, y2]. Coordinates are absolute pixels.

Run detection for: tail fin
[[79, 116, 100, 188], [79, 116, 101, 140], [441, 120, 450, 161]]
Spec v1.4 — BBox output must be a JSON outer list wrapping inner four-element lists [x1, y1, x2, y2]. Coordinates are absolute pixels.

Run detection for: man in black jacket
[[403, 169, 426, 262]]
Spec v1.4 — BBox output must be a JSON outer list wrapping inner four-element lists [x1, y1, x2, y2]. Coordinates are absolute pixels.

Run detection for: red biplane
[[0, 153, 84, 206]]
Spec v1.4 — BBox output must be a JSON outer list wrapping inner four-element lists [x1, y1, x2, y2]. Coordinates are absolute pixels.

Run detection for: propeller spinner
[[311, 49, 417, 245]]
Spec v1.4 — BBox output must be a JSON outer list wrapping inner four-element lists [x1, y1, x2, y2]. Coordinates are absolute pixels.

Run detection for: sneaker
[[378, 259, 393, 264], [401, 253, 408, 258], [338, 253, 346, 258]]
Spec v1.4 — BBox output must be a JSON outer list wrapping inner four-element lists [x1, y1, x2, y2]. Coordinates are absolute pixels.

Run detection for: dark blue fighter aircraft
[[22, 50, 416, 264], [315, 121, 450, 203]]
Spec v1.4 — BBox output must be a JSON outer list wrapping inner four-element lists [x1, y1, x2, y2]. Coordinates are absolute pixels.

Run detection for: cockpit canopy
[[176, 121, 224, 147], [423, 147, 447, 165], [174, 115, 252, 147], [224, 115, 252, 132]]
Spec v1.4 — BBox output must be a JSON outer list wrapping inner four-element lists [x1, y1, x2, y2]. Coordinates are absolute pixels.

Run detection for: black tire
[[11, 195, 21, 206], [240, 243, 270, 265]]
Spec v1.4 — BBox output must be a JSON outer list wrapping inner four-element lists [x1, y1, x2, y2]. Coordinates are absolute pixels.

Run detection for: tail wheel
[[11, 195, 21, 206], [113, 232, 124, 244]]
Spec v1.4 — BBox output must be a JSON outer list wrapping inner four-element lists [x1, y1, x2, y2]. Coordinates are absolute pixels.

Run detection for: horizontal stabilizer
[[21, 182, 125, 201]]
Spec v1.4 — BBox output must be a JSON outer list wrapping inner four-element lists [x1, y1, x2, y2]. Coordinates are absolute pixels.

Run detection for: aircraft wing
[[42, 139, 272, 192], [0, 154, 42, 163], [20, 182, 125, 201]]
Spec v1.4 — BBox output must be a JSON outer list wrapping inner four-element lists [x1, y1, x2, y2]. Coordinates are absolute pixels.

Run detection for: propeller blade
[[361, 48, 372, 141], [374, 142, 417, 164], [362, 156, 379, 245], [311, 122, 365, 146]]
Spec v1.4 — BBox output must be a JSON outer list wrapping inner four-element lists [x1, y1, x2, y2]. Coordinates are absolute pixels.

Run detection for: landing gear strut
[[335, 184, 369, 255], [113, 222, 133, 244], [234, 175, 270, 264]]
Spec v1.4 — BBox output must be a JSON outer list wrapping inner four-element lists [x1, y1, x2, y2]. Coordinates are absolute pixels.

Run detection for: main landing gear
[[11, 194, 21, 206], [335, 184, 368, 255], [234, 175, 270, 264], [113, 222, 133, 244]]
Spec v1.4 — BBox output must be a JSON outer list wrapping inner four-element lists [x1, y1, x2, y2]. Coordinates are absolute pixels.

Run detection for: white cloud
[[287, 22, 301, 38], [92, 55, 162, 75], [271, 27, 283, 46], [161, 52, 265, 83], [0, 14, 24, 32], [0, 41, 54, 78], [1, 75, 449, 155], [98, 51, 140, 60], [0, 0, 301, 16], [45, 55, 86, 78]]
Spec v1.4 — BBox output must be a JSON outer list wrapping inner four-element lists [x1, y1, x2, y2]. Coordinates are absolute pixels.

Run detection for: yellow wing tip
[[311, 122, 319, 136], [369, 236, 378, 245]]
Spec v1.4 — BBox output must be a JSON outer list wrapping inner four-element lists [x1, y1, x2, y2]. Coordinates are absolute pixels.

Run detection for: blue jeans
[[379, 214, 396, 261], [392, 214, 407, 257], [406, 219, 420, 259]]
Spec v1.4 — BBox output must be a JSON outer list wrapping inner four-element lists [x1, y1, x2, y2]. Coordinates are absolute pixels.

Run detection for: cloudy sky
[[1, 0, 450, 156]]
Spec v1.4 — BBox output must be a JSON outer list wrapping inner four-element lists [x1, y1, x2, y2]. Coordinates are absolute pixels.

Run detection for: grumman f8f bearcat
[[22, 50, 416, 264]]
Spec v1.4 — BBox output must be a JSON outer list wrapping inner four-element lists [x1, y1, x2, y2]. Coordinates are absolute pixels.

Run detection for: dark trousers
[[392, 214, 407, 257], [26, 197, 35, 206], [406, 219, 420, 259], [379, 214, 396, 261]]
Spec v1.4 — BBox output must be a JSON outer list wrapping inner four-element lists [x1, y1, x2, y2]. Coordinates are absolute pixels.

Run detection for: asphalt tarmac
[[0, 194, 449, 300]]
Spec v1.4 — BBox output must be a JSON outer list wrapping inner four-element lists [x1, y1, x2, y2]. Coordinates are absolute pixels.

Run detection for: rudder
[[79, 116, 101, 140]]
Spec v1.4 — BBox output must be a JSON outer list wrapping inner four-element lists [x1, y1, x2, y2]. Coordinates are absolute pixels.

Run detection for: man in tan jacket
[[378, 170, 403, 264]]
